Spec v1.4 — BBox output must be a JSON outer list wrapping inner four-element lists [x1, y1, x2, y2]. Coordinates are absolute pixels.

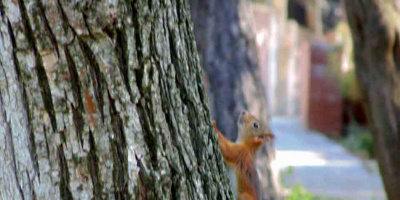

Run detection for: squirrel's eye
[[253, 122, 259, 128]]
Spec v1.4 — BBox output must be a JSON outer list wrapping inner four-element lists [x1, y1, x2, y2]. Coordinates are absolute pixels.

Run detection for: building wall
[[306, 42, 342, 137]]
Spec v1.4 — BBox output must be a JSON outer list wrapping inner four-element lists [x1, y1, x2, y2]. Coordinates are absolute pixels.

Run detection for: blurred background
[[189, 0, 396, 199]]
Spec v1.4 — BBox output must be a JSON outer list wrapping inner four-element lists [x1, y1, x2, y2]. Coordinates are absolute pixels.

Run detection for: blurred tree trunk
[[0, 0, 233, 199], [346, 1, 400, 199], [189, 0, 280, 199], [189, 0, 268, 141]]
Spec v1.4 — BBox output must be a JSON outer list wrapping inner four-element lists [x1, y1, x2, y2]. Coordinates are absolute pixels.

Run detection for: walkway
[[271, 117, 386, 200]]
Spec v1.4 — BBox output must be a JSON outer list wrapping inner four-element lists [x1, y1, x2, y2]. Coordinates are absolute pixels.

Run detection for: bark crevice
[[136, 102, 159, 168], [0, 1, 4, 17], [77, 38, 106, 123], [107, 90, 129, 200], [114, 25, 134, 102], [87, 129, 104, 200], [58, 145, 73, 200], [19, 0, 57, 132], [82, 12, 96, 40], [26, 170, 37, 200], [6, 18, 40, 182], [64, 46, 85, 148], [37, 0, 60, 57], [1, 92, 25, 200], [43, 126, 52, 171], [131, 1, 145, 68], [131, 0, 160, 168], [56, 0, 72, 35]]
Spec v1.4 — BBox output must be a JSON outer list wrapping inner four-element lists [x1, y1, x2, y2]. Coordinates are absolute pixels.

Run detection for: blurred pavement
[[271, 117, 386, 200]]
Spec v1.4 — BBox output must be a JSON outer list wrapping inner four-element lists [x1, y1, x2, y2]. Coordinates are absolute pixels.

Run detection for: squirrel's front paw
[[212, 121, 219, 134]]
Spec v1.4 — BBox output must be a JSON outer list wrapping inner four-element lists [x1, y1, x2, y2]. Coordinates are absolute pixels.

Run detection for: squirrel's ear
[[212, 121, 217, 128]]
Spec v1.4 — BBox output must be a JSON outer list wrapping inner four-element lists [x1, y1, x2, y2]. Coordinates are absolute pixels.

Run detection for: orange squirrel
[[213, 111, 274, 200]]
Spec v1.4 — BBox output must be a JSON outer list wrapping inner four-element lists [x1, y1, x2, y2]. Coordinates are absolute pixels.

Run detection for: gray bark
[[0, 0, 233, 199], [346, 1, 400, 199], [189, 0, 280, 199], [189, 0, 268, 141]]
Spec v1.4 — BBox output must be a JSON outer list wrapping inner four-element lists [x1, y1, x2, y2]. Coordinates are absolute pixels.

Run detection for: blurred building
[[254, 0, 353, 137]]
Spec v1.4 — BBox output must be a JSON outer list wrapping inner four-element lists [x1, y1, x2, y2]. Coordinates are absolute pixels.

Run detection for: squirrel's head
[[237, 111, 274, 146]]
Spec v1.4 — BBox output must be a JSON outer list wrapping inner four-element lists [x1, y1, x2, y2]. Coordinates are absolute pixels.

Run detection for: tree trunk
[[0, 0, 233, 199], [189, 0, 268, 141], [345, 1, 400, 199], [189, 0, 280, 199]]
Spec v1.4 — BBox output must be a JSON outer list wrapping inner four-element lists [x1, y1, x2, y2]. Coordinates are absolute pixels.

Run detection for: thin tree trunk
[[0, 0, 233, 199], [346, 1, 400, 199]]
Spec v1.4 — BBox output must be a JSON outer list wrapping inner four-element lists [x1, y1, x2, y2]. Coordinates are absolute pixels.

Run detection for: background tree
[[346, 1, 400, 199], [189, 0, 280, 199], [189, 0, 268, 141], [0, 0, 233, 199]]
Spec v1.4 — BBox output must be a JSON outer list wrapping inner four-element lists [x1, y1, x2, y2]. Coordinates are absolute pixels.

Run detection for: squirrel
[[213, 111, 274, 200]]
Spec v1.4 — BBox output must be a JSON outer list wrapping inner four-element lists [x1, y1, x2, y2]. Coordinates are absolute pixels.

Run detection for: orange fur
[[213, 111, 274, 200]]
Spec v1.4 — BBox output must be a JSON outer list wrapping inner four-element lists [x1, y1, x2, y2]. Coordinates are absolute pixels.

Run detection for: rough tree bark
[[0, 0, 233, 199], [346, 1, 400, 199], [189, 0, 280, 200]]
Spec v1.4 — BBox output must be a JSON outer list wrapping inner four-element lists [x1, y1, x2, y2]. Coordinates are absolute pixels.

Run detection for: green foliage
[[340, 123, 374, 158], [281, 168, 345, 200], [280, 166, 294, 185], [286, 184, 314, 200], [285, 183, 344, 200], [327, 45, 343, 79], [280, 166, 294, 192], [328, 21, 363, 101], [340, 70, 362, 101]]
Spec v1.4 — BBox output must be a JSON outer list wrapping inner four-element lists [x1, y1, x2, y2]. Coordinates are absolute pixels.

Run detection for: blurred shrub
[[340, 70, 363, 101], [280, 166, 294, 185], [340, 122, 374, 158], [282, 168, 344, 200], [286, 184, 314, 200], [285, 183, 344, 200], [326, 21, 363, 102]]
